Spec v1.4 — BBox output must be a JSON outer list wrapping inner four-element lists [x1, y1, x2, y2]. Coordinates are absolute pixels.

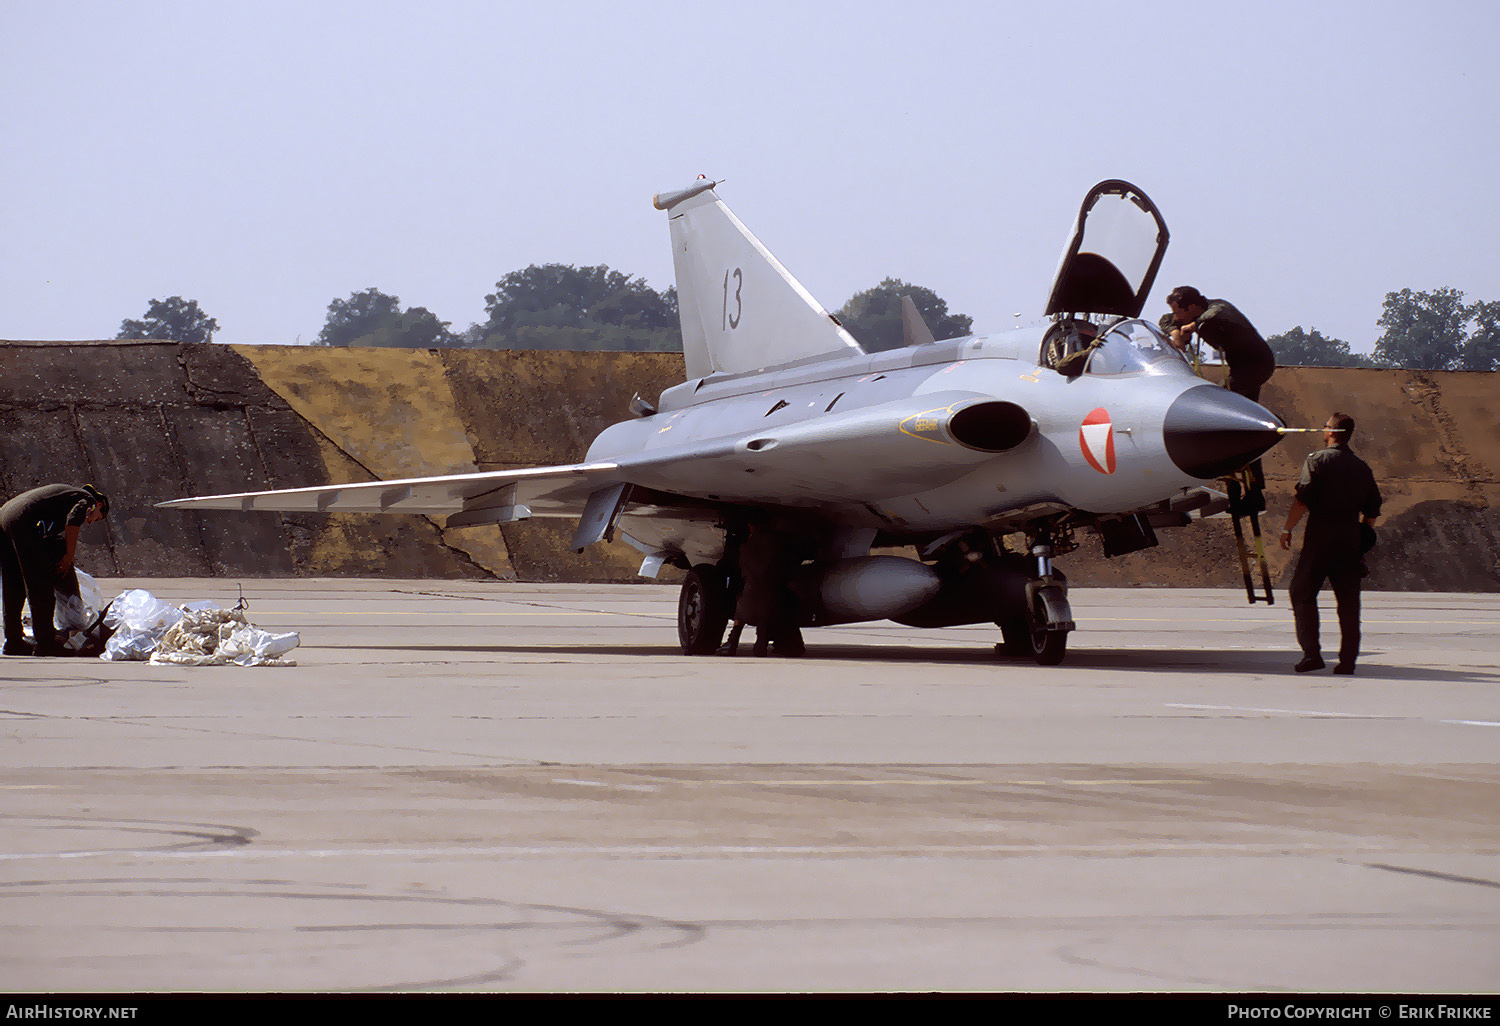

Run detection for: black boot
[[31, 629, 71, 657], [717, 621, 744, 656], [772, 625, 805, 657]]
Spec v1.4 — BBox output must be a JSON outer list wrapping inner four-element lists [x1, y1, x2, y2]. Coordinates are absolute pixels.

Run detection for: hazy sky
[[5, 0, 1497, 353]]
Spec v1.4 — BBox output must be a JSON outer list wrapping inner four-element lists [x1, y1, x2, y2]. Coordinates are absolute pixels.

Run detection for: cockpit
[[1035, 180, 1182, 381], [1042, 317, 1194, 378], [1083, 319, 1194, 376]]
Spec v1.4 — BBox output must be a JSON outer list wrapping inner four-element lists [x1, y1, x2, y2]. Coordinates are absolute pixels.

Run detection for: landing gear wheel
[[677, 564, 731, 655], [1027, 596, 1067, 666]]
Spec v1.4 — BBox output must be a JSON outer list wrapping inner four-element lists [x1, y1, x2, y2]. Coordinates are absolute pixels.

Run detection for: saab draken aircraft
[[161, 178, 1284, 664]]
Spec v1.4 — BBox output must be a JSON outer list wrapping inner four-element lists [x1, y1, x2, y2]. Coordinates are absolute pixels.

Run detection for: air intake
[[948, 401, 1034, 453]]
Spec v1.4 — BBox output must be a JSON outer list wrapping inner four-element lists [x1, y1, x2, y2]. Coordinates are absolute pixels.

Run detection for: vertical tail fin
[[654, 180, 864, 380], [900, 295, 937, 346]]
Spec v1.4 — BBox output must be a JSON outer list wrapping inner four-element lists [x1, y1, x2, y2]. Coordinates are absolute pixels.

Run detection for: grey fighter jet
[[160, 178, 1284, 665]]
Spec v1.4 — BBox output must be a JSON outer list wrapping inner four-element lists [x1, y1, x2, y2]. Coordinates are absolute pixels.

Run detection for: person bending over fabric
[[0, 484, 109, 656]]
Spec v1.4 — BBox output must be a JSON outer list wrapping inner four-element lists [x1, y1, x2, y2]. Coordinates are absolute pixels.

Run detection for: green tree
[[1265, 326, 1371, 368], [482, 264, 675, 332], [1459, 300, 1500, 372], [118, 296, 218, 344], [477, 264, 680, 351], [317, 288, 401, 345], [835, 279, 973, 353], [391, 307, 459, 349], [315, 288, 458, 348], [1372, 288, 1469, 370], [1372, 288, 1500, 371]]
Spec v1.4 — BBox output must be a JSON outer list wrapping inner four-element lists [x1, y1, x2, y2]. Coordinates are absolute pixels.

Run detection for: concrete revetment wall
[[2, 340, 1495, 590]]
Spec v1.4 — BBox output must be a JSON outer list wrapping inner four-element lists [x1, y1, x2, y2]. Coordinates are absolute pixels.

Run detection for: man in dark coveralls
[[1, 484, 109, 656], [1160, 285, 1276, 402], [729, 519, 805, 658], [1279, 414, 1382, 674]]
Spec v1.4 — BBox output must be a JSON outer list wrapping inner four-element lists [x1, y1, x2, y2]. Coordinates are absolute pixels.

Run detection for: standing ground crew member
[[1, 484, 109, 656], [1161, 286, 1276, 402], [1279, 414, 1381, 674], [731, 519, 805, 658]]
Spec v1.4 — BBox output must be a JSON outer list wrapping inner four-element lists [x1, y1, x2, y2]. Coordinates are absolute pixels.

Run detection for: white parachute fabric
[[44, 570, 108, 653], [101, 589, 183, 660], [55, 570, 105, 634], [99, 590, 300, 666], [149, 604, 299, 667]]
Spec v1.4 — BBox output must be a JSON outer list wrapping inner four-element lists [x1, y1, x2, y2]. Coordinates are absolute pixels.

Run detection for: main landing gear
[[675, 522, 1077, 665], [677, 564, 732, 654], [917, 526, 1075, 667]]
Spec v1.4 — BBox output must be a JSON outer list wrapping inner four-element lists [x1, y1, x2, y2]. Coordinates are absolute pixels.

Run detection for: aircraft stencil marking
[[722, 267, 742, 329], [899, 405, 962, 446], [1079, 408, 1116, 475]]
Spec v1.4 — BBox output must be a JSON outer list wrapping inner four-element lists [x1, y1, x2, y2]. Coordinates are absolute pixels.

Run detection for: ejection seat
[[1042, 318, 1101, 377]]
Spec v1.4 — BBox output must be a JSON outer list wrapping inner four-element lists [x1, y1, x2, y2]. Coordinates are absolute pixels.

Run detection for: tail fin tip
[[653, 178, 719, 211]]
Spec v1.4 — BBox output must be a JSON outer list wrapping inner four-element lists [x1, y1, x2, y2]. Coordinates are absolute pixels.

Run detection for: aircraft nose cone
[[1163, 385, 1284, 479]]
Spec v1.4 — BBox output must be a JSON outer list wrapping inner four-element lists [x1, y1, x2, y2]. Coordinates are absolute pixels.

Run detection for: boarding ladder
[[1188, 337, 1274, 604], [1225, 467, 1274, 605]]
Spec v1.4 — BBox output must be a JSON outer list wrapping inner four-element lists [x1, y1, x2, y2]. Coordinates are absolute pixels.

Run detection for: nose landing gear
[[1023, 530, 1074, 665], [985, 524, 1074, 666]]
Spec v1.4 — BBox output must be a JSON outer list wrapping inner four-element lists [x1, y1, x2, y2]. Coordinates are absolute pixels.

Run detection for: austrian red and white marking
[[1079, 407, 1115, 474]]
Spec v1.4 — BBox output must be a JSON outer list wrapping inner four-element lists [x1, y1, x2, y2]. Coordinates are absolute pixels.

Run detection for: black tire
[[678, 565, 731, 655], [1028, 596, 1068, 666]]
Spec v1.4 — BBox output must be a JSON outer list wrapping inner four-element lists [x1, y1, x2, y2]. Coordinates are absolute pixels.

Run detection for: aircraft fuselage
[[588, 323, 1273, 542]]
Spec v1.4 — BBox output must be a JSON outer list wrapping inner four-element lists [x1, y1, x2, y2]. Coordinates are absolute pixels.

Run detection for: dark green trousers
[[1289, 530, 1362, 665]]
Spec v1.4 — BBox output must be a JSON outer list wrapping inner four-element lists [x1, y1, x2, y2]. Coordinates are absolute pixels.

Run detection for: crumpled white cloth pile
[[148, 604, 300, 667], [100, 588, 299, 666]]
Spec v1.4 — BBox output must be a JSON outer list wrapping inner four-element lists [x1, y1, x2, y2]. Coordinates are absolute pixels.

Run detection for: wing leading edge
[[156, 461, 626, 528]]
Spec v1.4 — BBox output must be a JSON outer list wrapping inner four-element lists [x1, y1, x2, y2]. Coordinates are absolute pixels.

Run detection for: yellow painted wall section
[[235, 346, 478, 479], [1260, 368, 1499, 515], [233, 345, 517, 579]]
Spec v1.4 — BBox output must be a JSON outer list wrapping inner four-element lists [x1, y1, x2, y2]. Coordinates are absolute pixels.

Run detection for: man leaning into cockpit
[[1159, 286, 1276, 402], [1161, 286, 1276, 506]]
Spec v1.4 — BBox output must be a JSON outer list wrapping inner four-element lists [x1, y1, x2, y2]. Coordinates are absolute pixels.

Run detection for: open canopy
[[1045, 180, 1169, 320]]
